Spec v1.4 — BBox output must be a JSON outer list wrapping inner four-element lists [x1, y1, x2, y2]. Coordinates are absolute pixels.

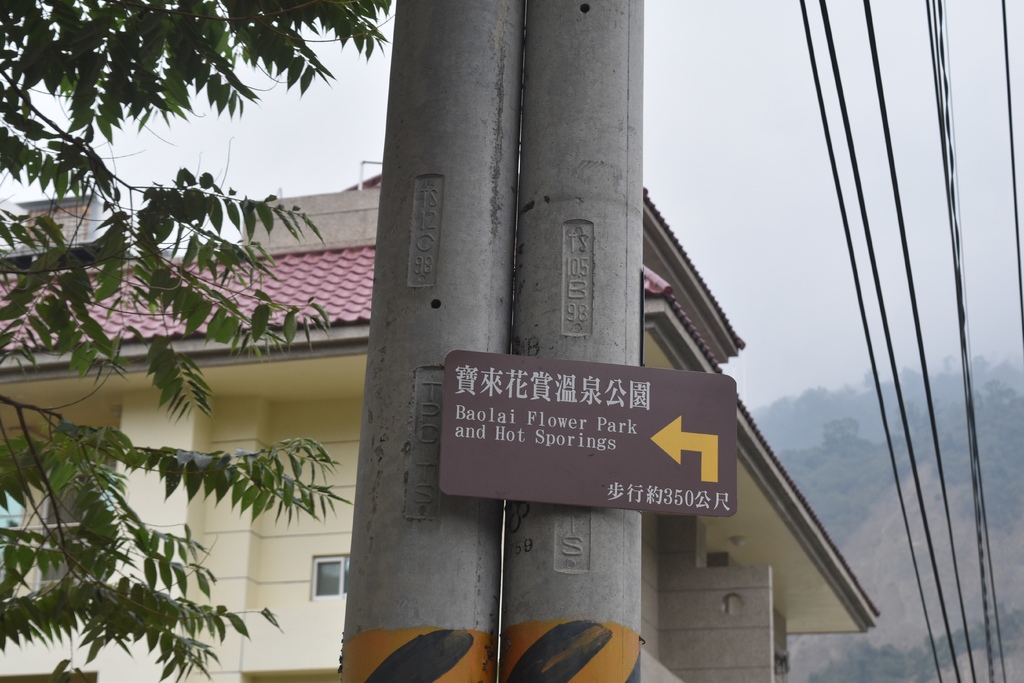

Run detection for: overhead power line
[[995, 1, 1018, 676], [795, 0, 1024, 680], [799, 0, 961, 679], [1008, 0, 1024, 375], [924, 0, 1007, 678]]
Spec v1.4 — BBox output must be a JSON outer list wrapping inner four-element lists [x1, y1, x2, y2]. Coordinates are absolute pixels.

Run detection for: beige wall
[[197, 395, 362, 680], [1, 389, 209, 682], [1, 385, 362, 682]]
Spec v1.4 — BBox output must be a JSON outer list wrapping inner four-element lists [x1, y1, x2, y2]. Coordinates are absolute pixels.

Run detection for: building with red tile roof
[[1, 183, 875, 683]]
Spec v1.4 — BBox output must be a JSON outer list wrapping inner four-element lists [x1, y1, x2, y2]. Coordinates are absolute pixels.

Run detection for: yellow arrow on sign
[[650, 417, 719, 483]]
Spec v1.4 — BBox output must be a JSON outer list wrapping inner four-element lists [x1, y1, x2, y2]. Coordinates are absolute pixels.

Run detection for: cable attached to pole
[[804, 0, 958, 676], [857, 2, 976, 678], [926, 1, 1008, 678], [918, 1, 995, 678]]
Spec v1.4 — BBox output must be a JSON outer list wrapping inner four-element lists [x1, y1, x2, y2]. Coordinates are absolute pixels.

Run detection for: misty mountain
[[752, 358, 1024, 683], [755, 357, 1024, 450]]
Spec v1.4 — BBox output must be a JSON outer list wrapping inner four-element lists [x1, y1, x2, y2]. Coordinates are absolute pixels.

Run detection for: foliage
[[769, 367, 1024, 681], [773, 417, 892, 545], [808, 640, 935, 683], [0, 421, 339, 681], [754, 358, 1024, 451], [808, 608, 1024, 683], [772, 371, 1024, 543], [0, 1, 390, 680]]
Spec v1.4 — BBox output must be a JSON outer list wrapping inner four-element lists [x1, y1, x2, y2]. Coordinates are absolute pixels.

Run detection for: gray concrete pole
[[340, 1, 524, 680], [500, 1, 645, 681]]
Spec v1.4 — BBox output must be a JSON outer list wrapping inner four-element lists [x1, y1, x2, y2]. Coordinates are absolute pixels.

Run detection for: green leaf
[[144, 558, 157, 589], [210, 199, 224, 232], [226, 612, 248, 638], [260, 608, 280, 630], [251, 304, 270, 340], [159, 559, 173, 592], [183, 298, 213, 337], [282, 310, 297, 344], [0, 0, 391, 677], [175, 168, 196, 187], [255, 202, 273, 232], [196, 570, 211, 598], [85, 636, 106, 665], [226, 199, 241, 229], [242, 200, 257, 239]]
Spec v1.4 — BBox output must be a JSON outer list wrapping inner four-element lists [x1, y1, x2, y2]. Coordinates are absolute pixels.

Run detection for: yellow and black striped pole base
[[500, 620, 641, 682], [341, 627, 496, 682]]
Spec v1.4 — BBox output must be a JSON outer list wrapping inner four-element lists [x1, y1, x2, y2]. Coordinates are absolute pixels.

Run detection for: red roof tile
[[98, 246, 375, 341], [643, 267, 673, 297], [643, 188, 746, 351], [270, 246, 375, 324], [644, 266, 722, 373], [342, 173, 383, 192]]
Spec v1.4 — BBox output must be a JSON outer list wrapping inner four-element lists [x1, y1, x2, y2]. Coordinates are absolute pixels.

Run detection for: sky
[[5, 1, 1024, 410]]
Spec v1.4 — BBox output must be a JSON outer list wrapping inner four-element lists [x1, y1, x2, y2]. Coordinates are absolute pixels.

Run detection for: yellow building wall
[[1, 385, 362, 683], [199, 395, 361, 681], [1, 389, 205, 682]]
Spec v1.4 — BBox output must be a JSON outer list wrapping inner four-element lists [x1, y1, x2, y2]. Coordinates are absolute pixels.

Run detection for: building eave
[[642, 192, 745, 362], [644, 297, 878, 633], [0, 324, 372, 384]]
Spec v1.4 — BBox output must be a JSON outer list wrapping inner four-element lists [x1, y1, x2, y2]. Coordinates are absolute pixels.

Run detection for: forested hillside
[[753, 359, 1024, 682]]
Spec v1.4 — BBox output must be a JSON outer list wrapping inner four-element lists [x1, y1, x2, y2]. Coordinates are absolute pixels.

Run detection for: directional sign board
[[439, 350, 738, 516]]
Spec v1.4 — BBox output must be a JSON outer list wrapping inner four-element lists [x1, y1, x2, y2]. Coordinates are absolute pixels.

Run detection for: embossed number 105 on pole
[[562, 220, 594, 336]]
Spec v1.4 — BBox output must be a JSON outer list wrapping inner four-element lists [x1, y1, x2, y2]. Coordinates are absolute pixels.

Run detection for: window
[[0, 499, 71, 587], [312, 555, 349, 600], [0, 501, 23, 583], [34, 498, 72, 588], [0, 500, 22, 530]]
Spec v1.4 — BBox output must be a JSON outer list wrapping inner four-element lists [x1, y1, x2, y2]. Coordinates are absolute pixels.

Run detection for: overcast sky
[[5, 1, 1024, 410]]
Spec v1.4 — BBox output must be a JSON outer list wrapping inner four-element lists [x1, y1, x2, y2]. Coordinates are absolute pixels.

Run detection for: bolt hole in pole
[[580, 3, 590, 12], [431, 299, 442, 309]]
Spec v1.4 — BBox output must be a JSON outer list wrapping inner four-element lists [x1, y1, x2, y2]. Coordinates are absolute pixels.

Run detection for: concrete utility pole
[[501, 2, 645, 681], [340, 2, 524, 681]]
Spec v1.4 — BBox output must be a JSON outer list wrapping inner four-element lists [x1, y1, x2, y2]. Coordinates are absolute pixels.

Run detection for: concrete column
[[500, 2, 644, 681], [656, 518, 777, 681], [645, 515, 706, 662], [774, 609, 789, 683], [341, 1, 525, 681], [659, 514, 707, 570], [659, 564, 776, 683]]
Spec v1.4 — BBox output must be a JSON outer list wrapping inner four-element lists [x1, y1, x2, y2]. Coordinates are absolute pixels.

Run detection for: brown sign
[[439, 350, 737, 516]]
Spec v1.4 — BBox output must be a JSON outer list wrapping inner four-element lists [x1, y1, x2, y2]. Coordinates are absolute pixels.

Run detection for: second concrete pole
[[501, 1, 645, 680]]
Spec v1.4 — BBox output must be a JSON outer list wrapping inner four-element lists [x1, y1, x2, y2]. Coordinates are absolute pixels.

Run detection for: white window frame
[[33, 498, 72, 589], [0, 501, 23, 584], [312, 555, 349, 600]]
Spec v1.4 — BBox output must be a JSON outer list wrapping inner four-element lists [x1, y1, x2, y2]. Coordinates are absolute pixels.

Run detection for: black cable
[[795, 1, 945, 678], [798, 0, 942, 675], [925, 5, 989, 678], [921, 1, 991, 679], [1008, 0, 1024, 385], [858, 1, 968, 678], [928, 1, 1006, 678], [992, 1, 1017, 675]]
